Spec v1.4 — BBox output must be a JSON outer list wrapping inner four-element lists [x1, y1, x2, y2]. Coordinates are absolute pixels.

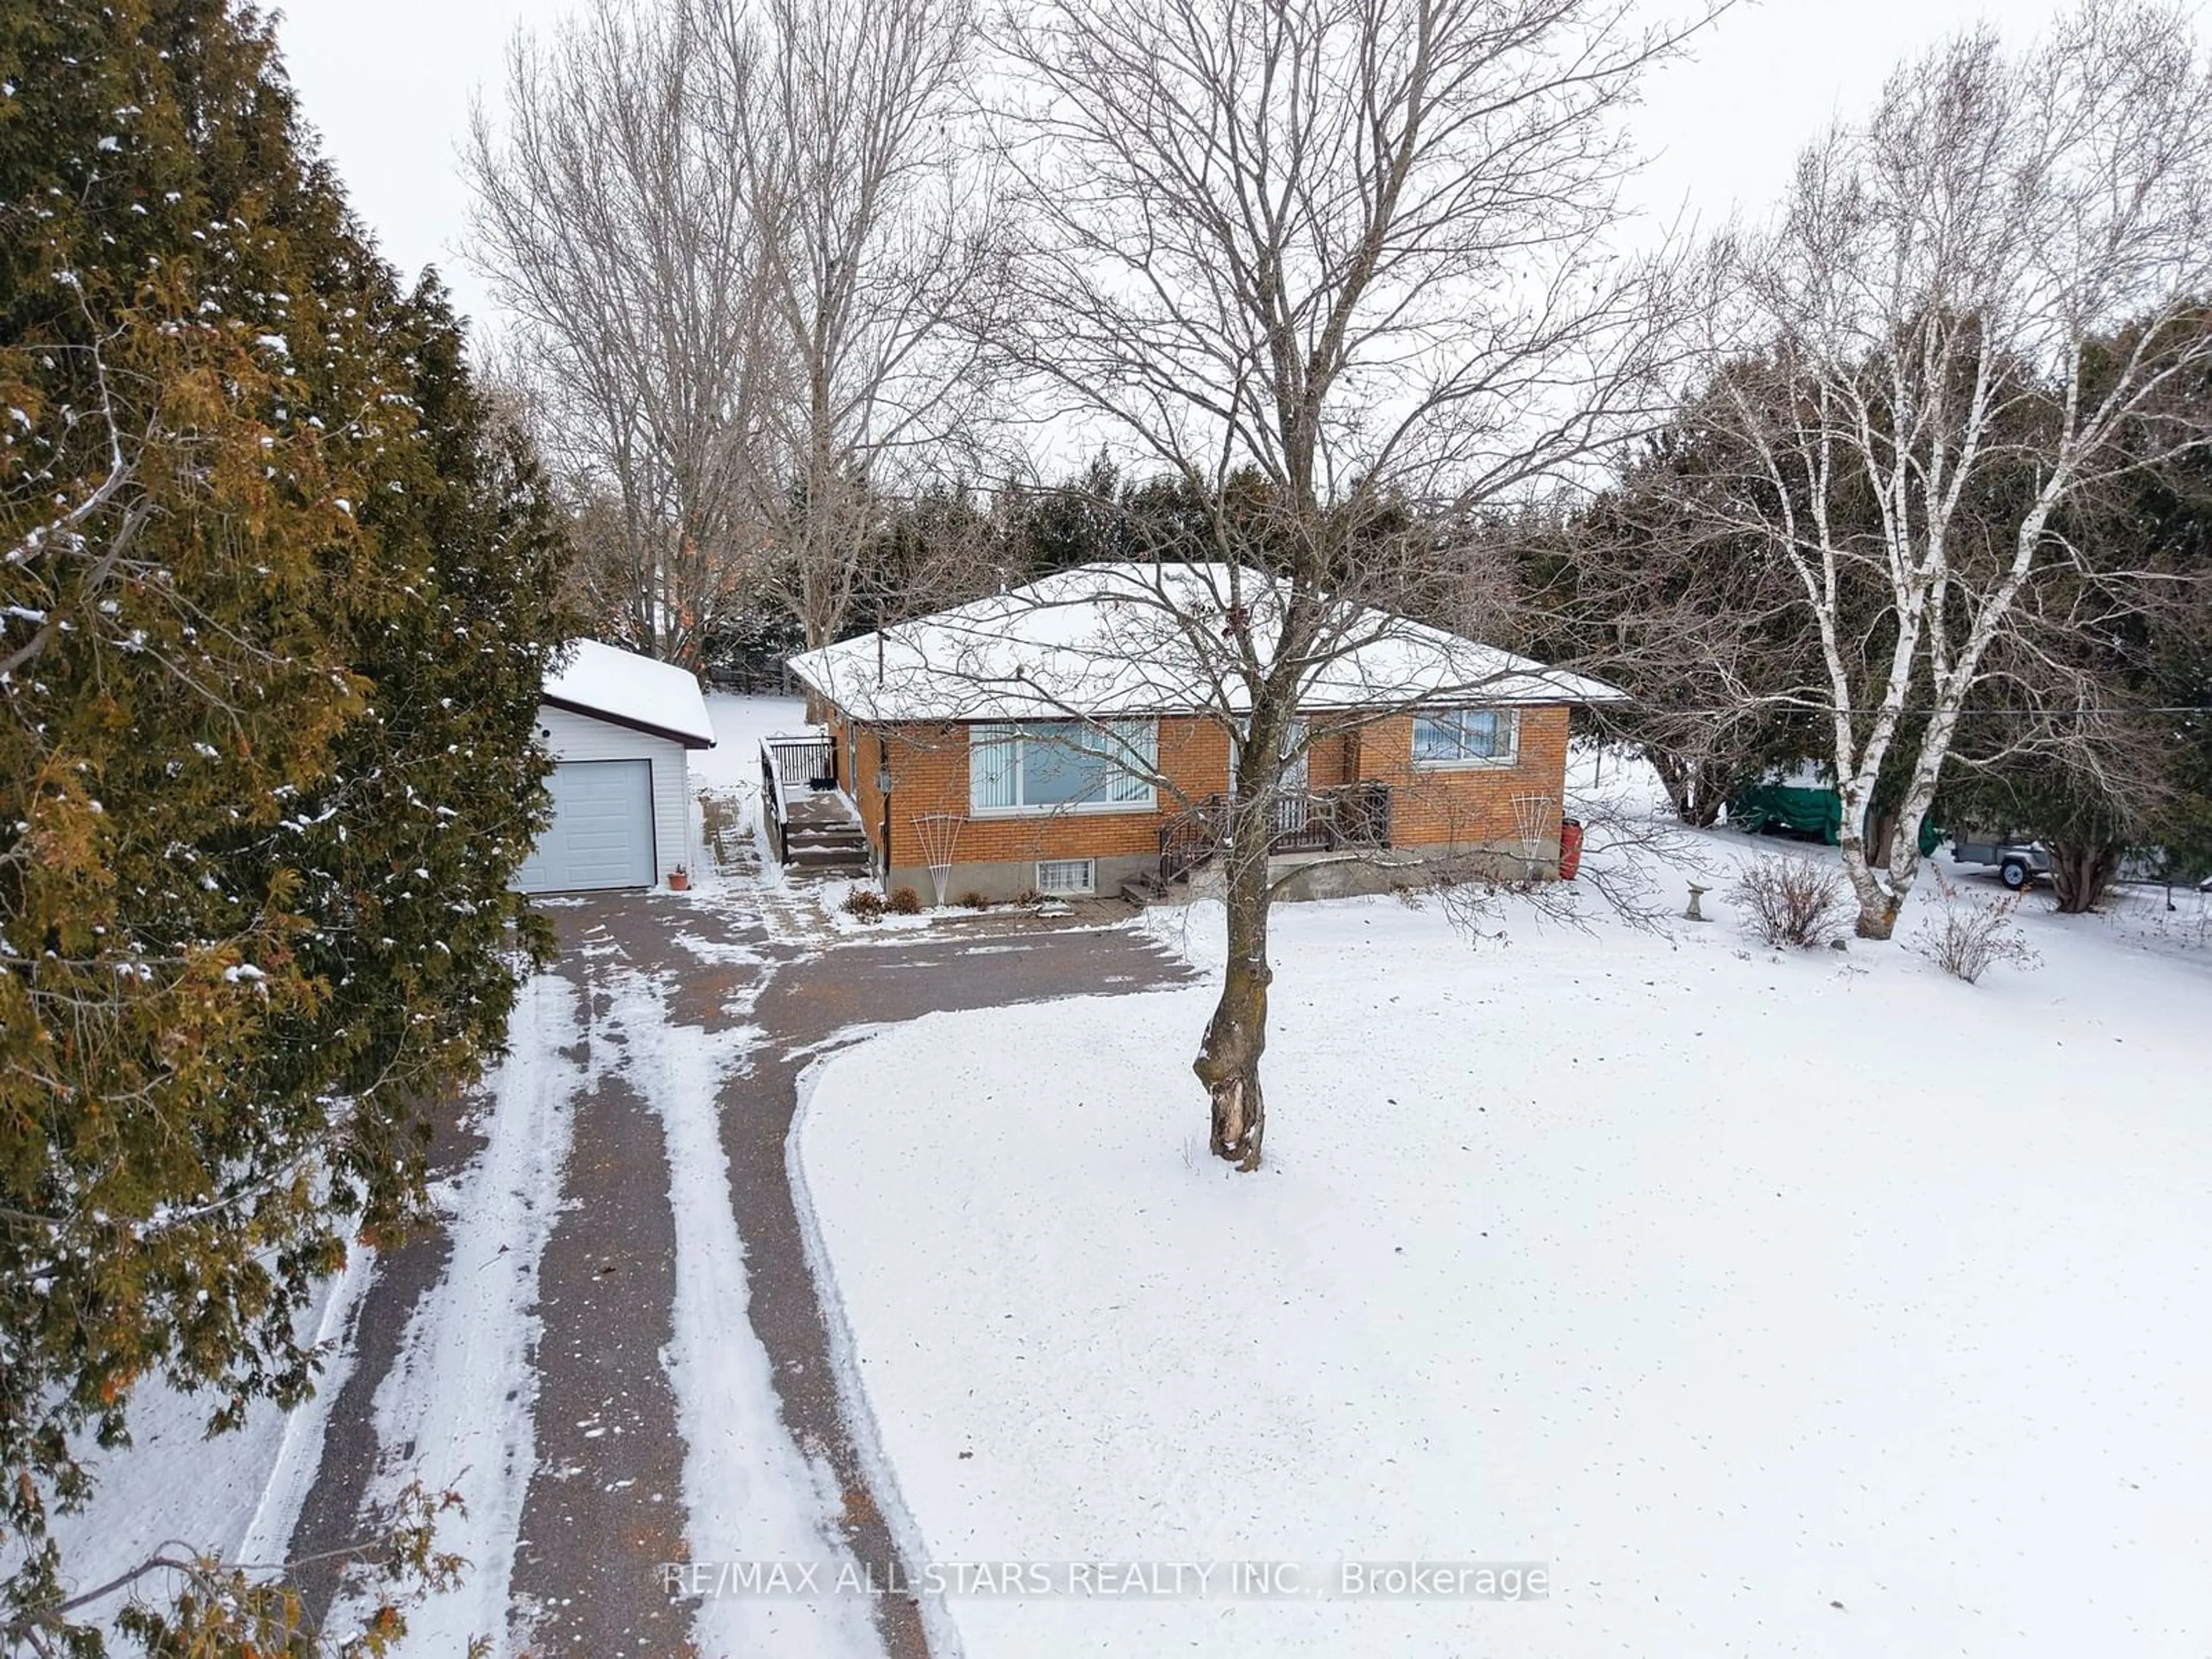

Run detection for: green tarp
[[1728, 783, 1942, 856], [1729, 783, 1843, 843]]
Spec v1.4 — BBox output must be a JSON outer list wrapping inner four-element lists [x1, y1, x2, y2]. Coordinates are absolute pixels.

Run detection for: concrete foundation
[[1268, 850, 1431, 901], [886, 854, 1156, 906], [884, 837, 1560, 908]]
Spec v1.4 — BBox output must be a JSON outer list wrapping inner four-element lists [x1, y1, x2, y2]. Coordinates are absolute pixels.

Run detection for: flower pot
[[666, 870, 690, 891]]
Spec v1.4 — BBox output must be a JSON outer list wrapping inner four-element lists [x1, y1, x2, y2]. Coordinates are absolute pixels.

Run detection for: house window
[[1412, 707, 1519, 767], [969, 720, 1157, 813], [1036, 858, 1096, 897]]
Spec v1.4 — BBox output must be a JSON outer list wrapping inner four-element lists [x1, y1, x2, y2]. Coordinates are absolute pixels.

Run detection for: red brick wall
[[825, 713, 893, 857], [824, 705, 1570, 862], [1350, 707, 1570, 847], [1304, 726, 1355, 789], [828, 713, 1230, 868]]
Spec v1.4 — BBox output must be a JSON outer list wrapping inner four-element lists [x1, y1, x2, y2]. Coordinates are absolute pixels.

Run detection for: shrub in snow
[[1726, 854, 1851, 949], [842, 887, 887, 923], [887, 885, 923, 915], [959, 889, 992, 910], [1912, 873, 2041, 984]]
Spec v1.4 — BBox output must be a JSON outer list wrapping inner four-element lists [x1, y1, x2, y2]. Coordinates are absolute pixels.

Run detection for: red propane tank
[[1558, 818, 1585, 881]]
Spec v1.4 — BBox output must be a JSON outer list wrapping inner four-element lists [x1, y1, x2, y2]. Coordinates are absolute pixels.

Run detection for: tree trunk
[[1852, 890, 1903, 940], [800, 599, 835, 725], [1685, 774, 1726, 830], [1840, 779, 1941, 940], [1194, 835, 1271, 1171], [2047, 840, 2120, 914], [1838, 828, 1904, 939], [1649, 749, 1726, 828], [1867, 811, 1898, 867]]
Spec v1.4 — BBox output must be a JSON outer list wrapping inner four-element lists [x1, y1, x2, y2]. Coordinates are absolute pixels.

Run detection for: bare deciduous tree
[[465, 0, 779, 669], [736, 0, 1003, 699], [1680, 1, 2212, 937], [469, 0, 1000, 683], [1510, 459, 1820, 828], [979, 0, 1718, 1166]]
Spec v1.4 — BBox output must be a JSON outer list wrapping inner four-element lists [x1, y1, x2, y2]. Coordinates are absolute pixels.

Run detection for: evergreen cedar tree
[[0, 0, 571, 1645], [1928, 318, 2212, 908], [1936, 440, 2212, 907], [2122, 359, 2212, 884]]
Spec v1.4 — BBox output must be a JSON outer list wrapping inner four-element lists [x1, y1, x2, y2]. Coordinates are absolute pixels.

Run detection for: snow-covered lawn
[[698, 691, 812, 796], [37, 1260, 373, 1615], [793, 854, 2212, 1657]]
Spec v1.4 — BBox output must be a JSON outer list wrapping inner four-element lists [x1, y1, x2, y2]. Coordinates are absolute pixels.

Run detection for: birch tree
[[985, 0, 1716, 1167], [1682, 1, 2212, 937]]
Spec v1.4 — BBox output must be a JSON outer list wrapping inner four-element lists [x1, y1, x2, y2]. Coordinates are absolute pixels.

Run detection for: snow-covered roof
[[788, 563, 1626, 723], [543, 638, 717, 749]]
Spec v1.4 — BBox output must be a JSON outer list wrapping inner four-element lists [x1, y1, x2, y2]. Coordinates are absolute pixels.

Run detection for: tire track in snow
[[596, 962, 883, 1659], [326, 969, 590, 1654]]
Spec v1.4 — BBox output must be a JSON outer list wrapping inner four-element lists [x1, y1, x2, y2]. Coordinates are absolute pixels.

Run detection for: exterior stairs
[[782, 795, 872, 874], [1120, 871, 1184, 908], [759, 737, 872, 876]]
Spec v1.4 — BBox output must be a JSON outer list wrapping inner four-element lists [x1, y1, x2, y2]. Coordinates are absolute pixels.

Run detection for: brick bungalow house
[[773, 563, 1623, 904]]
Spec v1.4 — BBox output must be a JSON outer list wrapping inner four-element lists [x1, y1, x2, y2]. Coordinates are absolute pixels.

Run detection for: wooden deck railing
[[757, 735, 835, 865], [763, 734, 835, 790], [1158, 782, 1393, 884], [760, 741, 792, 865]]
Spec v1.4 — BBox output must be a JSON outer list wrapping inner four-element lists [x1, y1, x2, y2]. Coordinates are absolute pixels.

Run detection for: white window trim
[[968, 719, 1159, 816], [1036, 857, 1097, 897], [1411, 706, 1521, 771], [970, 799, 1157, 820]]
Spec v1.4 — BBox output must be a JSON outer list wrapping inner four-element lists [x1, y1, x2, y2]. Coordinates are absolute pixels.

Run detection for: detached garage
[[516, 639, 717, 894]]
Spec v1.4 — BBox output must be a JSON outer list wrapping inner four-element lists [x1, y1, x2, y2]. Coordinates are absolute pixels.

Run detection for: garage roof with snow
[[788, 562, 1626, 723], [541, 638, 717, 749]]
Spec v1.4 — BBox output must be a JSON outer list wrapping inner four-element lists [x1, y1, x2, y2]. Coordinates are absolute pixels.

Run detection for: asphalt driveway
[[281, 877, 1195, 1657]]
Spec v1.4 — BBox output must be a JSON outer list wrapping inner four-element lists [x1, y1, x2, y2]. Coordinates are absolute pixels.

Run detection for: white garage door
[[517, 759, 656, 892]]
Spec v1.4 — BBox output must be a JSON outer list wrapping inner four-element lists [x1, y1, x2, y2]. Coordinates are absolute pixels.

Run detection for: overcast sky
[[274, 0, 2204, 344]]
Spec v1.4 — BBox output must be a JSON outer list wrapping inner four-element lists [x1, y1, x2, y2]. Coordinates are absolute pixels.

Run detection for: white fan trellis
[[1511, 794, 1556, 877], [910, 812, 966, 908]]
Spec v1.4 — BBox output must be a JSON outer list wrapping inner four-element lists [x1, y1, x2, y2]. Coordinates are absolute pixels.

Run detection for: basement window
[[1036, 858, 1097, 897]]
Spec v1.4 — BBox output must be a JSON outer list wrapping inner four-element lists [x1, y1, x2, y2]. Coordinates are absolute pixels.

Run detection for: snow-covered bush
[[1726, 854, 1851, 949], [1912, 873, 2041, 984], [887, 885, 923, 915], [842, 887, 887, 924]]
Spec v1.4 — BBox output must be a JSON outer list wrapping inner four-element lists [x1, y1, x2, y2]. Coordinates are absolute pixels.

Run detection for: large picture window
[[1412, 707, 1519, 767], [969, 720, 1158, 813]]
